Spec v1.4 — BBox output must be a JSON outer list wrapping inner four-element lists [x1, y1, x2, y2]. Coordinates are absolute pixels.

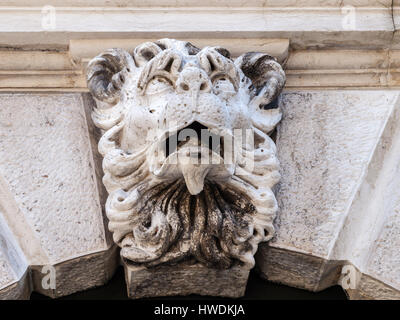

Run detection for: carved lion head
[[87, 39, 285, 269]]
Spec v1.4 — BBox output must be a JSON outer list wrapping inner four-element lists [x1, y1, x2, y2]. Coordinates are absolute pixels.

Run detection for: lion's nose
[[176, 67, 211, 94], [178, 80, 210, 93]]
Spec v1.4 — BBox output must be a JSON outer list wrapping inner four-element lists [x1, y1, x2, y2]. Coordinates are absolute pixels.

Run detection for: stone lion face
[[87, 39, 285, 269]]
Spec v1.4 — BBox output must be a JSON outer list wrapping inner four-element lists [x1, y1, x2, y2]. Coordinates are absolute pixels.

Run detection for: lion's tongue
[[180, 162, 210, 195]]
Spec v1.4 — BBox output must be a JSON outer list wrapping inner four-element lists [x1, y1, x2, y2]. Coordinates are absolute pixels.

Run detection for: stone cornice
[[286, 50, 400, 88], [0, 2, 397, 50], [1, 1, 393, 6], [0, 1, 397, 90], [0, 40, 399, 90]]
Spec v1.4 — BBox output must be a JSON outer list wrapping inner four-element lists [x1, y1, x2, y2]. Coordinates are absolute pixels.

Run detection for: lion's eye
[[213, 77, 235, 94], [145, 77, 173, 95]]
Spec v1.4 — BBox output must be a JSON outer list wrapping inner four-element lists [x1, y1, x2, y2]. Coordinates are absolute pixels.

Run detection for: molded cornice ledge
[[0, 0, 398, 90], [0, 0, 396, 50], [1, 43, 400, 90]]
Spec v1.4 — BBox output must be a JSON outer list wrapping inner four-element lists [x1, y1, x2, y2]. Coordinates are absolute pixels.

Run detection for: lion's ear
[[235, 52, 285, 134], [235, 52, 285, 109], [86, 48, 135, 106]]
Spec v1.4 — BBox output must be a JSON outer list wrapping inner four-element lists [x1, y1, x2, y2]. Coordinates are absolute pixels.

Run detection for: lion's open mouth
[[162, 121, 224, 159], [151, 121, 234, 195]]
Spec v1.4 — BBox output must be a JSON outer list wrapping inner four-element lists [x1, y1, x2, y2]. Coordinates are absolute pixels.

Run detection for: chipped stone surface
[[273, 91, 396, 257], [0, 93, 117, 299], [357, 102, 400, 292], [366, 207, 400, 291], [0, 94, 106, 263], [125, 261, 249, 299], [0, 209, 29, 299], [0, 253, 15, 290], [257, 90, 400, 299]]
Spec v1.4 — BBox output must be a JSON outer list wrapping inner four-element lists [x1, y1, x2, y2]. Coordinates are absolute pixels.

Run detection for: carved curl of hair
[[235, 52, 286, 108], [86, 48, 135, 105]]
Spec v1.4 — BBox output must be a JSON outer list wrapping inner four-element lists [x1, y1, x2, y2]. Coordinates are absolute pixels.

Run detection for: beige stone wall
[[0, 93, 117, 299], [257, 91, 400, 299]]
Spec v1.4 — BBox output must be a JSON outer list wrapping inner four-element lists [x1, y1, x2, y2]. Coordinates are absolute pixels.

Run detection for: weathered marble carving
[[86, 39, 285, 270]]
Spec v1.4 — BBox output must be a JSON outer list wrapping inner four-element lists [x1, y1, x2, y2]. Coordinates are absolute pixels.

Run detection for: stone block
[[256, 90, 400, 299], [124, 261, 249, 299], [0, 93, 116, 298]]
